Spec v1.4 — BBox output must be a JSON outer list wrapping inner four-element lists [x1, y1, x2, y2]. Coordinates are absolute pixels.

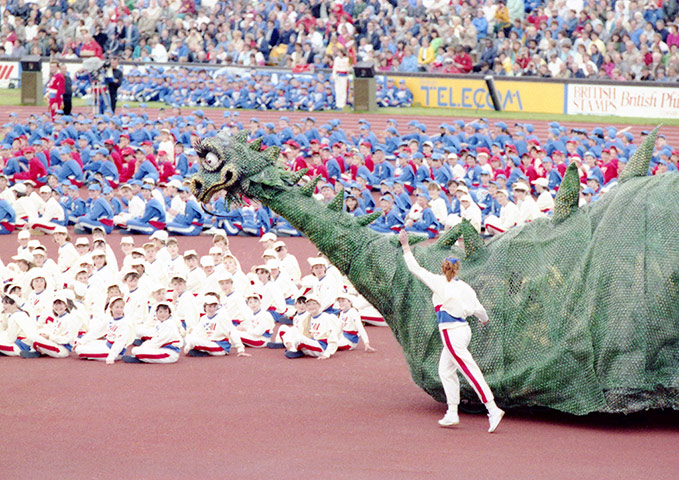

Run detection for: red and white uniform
[[124, 287, 151, 339], [0, 310, 36, 356], [337, 307, 371, 351], [130, 317, 183, 364], [33, 312, 78, 358], [403, 251, 495, 409], [184, 309, 245, 356], [282, 312, 341, 358], [237, 308, 275, 347], [221, 291, 249, 325], [174, 291, 199, 332], [26, 290, 53, 325], [75, 315, 133, 363]]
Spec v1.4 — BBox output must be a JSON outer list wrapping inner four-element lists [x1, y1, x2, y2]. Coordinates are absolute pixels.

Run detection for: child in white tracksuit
[[184, 292, 249, 357], [336, 292, 376, 353], [125, 302, 183, 363], [75, 297, 132, 364], [399, 231, 505, 433]]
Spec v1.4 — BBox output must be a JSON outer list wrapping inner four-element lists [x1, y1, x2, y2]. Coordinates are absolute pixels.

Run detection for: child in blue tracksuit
[[75, 184, 114, 233], [369, 195, 404, 234], [405, 193, 441, 238], [0, 198, 16, 233], [166, 188, 204, 236], [125, 184, 166, 234]]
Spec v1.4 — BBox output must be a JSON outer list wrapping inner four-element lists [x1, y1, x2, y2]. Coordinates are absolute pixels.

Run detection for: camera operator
[[104, 57, 123, 113]]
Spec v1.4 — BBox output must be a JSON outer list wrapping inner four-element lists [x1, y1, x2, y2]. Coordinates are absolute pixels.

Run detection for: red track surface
[[1, 106, 679, 478], [1, 232, 678, 480], [5, 105, 679, 146]]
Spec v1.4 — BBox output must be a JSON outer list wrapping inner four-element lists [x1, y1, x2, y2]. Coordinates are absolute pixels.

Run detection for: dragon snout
[[190, 177, 204, 200]]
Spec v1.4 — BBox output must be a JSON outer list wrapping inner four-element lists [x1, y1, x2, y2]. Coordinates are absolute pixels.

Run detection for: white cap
[[216, 271, 233, 282], [308, 257, 329, 268], [203, 292, 221, 304], [305, 293, 322, 304], [266, 259, 281, 270], [75, 237, 89, 246], [497, 189, 509, 197], [532, 177, 549, 188], [259, 232, 277, 243], [456, 185, 469, 194], [254, 264, 270, 272], [513, 183, 529, 192], [12, 183, 27, 194], [183, 249, 198, 258], [262, 248, 277, 258], [27, 239, 41, 249], [460, 194, 473, 203], [200, 256, 215, 267], [168, 179, 183, 189], [150, 230, 168, 242], [120, 236, 134, 245], [53, 225, 68, 235], [273, 240, 286, 250], [18, 230, 30, 240], [39, 185, 52, 194], [480, 164, 493, 175], [208, 246, 223, 255]]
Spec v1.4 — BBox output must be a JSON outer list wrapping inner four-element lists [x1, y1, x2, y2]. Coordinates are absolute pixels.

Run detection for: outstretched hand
[[398, 230, 410, 250]]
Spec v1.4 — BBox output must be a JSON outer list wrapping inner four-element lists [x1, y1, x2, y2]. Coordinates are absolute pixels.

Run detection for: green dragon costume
[[190, 127, 679, 415]]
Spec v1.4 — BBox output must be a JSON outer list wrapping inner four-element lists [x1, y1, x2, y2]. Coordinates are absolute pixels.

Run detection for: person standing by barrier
[[106, 57, 124, 114], [332, 46, 350, 109], [60, 63, 73, 116], [45, 61, 65, 120]]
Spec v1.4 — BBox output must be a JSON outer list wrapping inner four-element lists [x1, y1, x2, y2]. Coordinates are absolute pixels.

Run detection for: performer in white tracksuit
[[75, 297, 133, 364], [237, 291, 276, 348], [398, 230, 505, 433], [126, 302, 183, 364], [0, 293, 36, 356], [31, 291, 78, 358], [332, 46, 350, 109], [183, 292, 249, 357], [281, 294, 341, 359], [336, 292, 376, 352]]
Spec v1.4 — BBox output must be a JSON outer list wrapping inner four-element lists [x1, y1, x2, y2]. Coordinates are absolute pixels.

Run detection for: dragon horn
[[434, 221, 465, 247], [327, 187, 344, 212], [263, 146, 281, 163], [619, 125, 660, 183], [300, 176, 323, 197], [248, 138, 263, 151], [356, 211, 382, 226], [551, 162, 580, 224], [232, 130, 249, 144], [286, 167, 309, 185], [460, 219, 484, 258]]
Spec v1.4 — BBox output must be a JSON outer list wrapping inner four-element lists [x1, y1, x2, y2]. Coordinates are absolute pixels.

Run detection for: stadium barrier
[[2, 56, 679, 118]]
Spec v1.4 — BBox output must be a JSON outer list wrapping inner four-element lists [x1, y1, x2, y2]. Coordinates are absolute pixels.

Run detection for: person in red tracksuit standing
[[45, 61, 65, 120]]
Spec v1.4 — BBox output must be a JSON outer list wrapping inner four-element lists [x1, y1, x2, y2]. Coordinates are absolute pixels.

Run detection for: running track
[[1, 106, 678, 479], [4, 105, 679, 147]]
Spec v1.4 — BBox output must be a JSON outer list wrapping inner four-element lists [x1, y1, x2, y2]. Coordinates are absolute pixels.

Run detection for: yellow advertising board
[[389, 76, 565, 114]]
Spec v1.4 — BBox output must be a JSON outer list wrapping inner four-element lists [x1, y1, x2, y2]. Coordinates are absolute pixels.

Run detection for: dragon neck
[[247, 182, 403, 311]]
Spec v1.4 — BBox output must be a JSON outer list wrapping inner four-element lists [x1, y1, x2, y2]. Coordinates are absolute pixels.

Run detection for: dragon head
[[189, 130, 283, 206]]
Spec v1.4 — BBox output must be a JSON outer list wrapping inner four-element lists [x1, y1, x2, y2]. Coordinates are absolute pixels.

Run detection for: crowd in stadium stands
[[3, 0, 679, 81], [0, 109, 676, 240], [0, 226, 380, 361]]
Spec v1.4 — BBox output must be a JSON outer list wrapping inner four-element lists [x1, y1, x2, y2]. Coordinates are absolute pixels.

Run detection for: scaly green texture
[[191, 128, 679, 415]]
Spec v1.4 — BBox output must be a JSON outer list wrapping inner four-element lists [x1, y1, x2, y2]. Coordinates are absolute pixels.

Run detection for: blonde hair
[[442, 259, 460, 282]]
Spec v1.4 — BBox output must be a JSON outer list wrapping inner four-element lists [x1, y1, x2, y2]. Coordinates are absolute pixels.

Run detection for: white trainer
[[488, 409, 505, 433], [438, 411, 460, 427]]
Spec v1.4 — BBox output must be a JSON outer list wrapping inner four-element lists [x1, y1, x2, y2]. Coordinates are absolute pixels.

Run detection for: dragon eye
[[202, 152, 222, 172]]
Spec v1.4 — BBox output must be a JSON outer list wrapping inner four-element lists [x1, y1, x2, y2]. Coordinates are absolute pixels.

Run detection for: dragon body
[[190, 128, 679, 415]]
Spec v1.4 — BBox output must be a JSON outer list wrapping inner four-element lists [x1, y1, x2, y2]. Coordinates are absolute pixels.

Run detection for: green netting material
[[190, 127, 679, 415]]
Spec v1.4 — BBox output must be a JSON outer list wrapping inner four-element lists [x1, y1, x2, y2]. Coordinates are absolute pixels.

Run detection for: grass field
[[2, 87, 676, 126]]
